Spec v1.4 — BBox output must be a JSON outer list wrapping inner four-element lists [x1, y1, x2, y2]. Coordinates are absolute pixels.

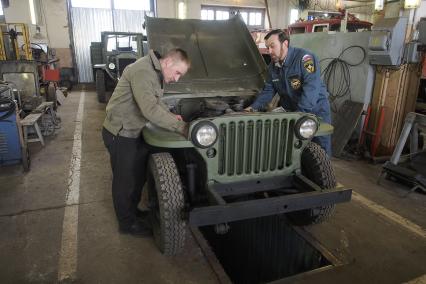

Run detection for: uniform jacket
[[251, 46, 331, 123], [103, 50, 186, 138]]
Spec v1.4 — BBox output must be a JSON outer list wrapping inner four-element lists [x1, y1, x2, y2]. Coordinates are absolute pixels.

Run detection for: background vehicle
[[288, 12, 372, 34], [143, 16, 352, 256], [251, 11, 372, 64], [90, 32, 146, 103]]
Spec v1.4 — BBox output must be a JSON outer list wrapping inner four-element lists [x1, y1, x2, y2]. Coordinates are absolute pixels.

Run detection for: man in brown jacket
[[102, 48, 190, 236]]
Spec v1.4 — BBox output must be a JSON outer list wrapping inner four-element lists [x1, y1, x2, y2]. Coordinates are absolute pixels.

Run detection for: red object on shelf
[[422, 54, 426, 79], [43, 68, 60, 82]]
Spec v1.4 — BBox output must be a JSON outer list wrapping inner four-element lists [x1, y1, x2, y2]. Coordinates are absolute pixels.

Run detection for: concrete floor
[[0, 90, 425, 283]]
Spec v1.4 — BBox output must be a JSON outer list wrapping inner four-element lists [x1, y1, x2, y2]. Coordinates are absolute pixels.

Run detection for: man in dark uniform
[[245, 29, 331, 155], [102, 48, 190, 236]]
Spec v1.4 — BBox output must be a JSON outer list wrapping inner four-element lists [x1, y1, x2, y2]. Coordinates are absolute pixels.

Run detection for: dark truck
[[143, 16, 352, 256], [90, 32, 146, 103]]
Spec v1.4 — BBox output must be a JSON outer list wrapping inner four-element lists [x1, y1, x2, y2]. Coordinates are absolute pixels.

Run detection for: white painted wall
[[3, 0, 69, 48], [413, 0, 426, 24], [40, 0, 70, 48], [268, 0, 292, 28], [383, 0, 426, 25], [3, 0, 32, 24], [385, 2, 402, 17], [157, 0, 175, 17]]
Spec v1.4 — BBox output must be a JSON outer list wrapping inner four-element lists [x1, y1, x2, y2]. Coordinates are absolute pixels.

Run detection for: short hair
[[264, 29, 290, 45], [164, 48, 191, 67]]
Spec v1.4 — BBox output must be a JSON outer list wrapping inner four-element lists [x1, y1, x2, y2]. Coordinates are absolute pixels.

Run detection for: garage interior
[[0, 0, 425, 283]]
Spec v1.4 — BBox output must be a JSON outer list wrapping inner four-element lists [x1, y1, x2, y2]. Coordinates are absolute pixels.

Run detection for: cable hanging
[[320, 45, 366, 113]]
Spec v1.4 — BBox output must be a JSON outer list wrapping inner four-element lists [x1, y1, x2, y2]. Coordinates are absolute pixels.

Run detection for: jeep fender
[[316, 121, 333, 137], [93, 64, 117, 81], [143, 123, 192, 148]]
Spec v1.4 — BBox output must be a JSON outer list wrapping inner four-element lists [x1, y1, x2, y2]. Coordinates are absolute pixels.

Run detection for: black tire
[[60, 80, 73, 91], [95, 70, 106, 103], [288, 142, 336, 225], [147, 152, 186, 255], [48, 84, 58, 110]]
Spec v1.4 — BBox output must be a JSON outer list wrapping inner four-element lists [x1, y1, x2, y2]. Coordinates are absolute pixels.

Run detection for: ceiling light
[[178, 1, 186, 19], [29, 0, 37, 25], [374, 0, 384, 10], [404, 0, 421, 9]]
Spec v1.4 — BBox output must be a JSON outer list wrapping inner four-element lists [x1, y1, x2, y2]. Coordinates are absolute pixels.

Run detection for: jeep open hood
[[145, 16, 268, 94]]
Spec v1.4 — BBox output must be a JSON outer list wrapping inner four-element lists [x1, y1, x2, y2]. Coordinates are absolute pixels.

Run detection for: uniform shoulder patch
[[290, 77, 301, 90], [302, 54, 315, 73], [302, 54, 313, 62]]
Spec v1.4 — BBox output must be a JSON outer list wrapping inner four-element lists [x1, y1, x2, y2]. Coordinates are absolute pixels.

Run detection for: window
[[71, 0, 111, 9], [0, 1, 3, 16], [72, 0, 151, 10], [240, 12, 248, 24], [216, 11, 229, 20], [201, 9, 214, 20], [201, 6, 265, 28], [114, 0, 151, 11], [313, 24, 329, 32], [106, 35, 138, 52], [249, 12, 261, 25], [291, 27, 306, 34], [290, 9, 299, 24]]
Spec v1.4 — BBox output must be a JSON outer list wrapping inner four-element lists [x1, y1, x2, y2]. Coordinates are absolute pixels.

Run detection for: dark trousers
[[102, 128, 150, 228]]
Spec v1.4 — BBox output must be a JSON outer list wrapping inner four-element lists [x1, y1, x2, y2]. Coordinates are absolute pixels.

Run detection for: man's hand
[[244, 106, 254, 112], [176, 115, 183, 121]]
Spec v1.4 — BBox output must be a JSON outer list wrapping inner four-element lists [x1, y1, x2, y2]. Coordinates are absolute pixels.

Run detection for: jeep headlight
[[295, 117, 318, 139], [108, 63, 116, 70], [191, 122, 218, 148]]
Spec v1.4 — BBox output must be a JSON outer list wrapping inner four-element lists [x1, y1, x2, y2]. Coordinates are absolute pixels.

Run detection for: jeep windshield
[[106, 35, 138, 52]]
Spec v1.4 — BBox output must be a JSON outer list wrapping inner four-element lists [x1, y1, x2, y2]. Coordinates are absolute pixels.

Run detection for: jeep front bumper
[[189, 174, 352, 226]]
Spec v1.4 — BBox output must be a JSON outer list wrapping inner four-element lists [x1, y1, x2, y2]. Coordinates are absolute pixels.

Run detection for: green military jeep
[[143, 16, 352, 256], [90, 32, 146, 103]]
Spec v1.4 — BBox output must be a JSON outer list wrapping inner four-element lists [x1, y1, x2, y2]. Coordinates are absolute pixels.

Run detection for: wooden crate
[[369, 64, 421, 156]]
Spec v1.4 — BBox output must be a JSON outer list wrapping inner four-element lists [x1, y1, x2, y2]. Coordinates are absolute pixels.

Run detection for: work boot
[[119, 220, 152, 237], [136, 208, 150, 219]]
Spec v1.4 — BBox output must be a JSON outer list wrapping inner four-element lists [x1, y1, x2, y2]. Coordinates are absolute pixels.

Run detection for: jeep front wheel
[[288, 142, 336, 225], [95, 69, 106, 103], [146, 152, 186, 255]]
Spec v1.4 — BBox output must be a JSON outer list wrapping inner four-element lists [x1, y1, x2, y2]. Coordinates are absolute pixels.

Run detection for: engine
[[169, 97, 250, 122]]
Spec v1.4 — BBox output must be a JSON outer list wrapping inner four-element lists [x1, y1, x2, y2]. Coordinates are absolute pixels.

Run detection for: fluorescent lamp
[[178, 1, 186, 19], [404, 0, 420, 8], [374, 0, 384, 10], [29, 0, 36, 25], [290, 9, 298, 24]]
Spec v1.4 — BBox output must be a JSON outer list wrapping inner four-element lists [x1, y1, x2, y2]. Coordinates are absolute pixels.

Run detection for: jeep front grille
[[218, 119, 295, 176], [117, 58, 136, 76]]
